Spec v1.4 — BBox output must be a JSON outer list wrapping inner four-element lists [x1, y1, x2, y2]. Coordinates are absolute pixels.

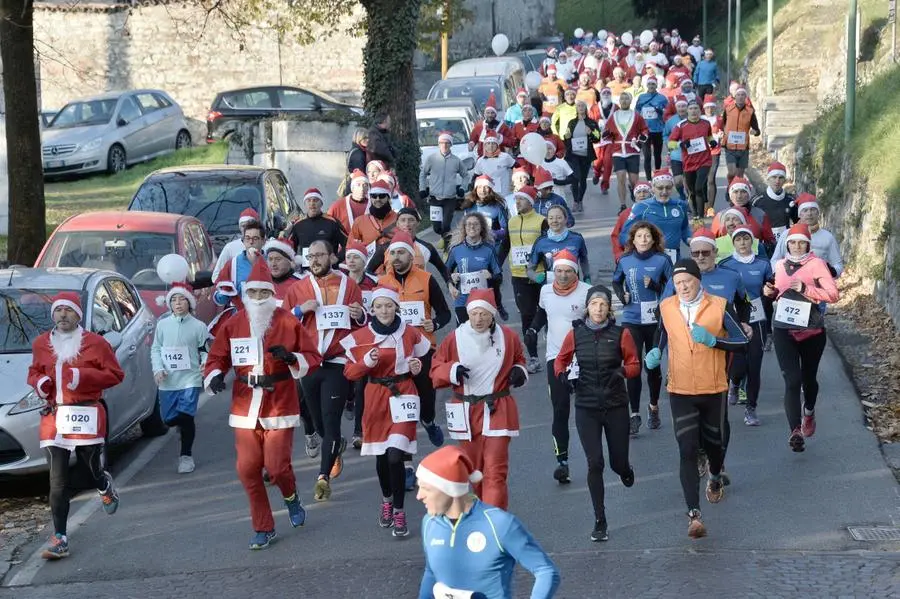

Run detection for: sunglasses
[[370, 193, 391, 200], [690, 250, 713, 258]]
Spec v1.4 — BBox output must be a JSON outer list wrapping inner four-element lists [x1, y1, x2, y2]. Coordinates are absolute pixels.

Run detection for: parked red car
[[35, 211, 218, 322]]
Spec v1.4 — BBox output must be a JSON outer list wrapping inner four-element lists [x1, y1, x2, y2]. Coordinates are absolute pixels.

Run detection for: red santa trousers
[[234, 427, 296, 532], [592, 144, 613, 191], [459, 435, 511, 510]]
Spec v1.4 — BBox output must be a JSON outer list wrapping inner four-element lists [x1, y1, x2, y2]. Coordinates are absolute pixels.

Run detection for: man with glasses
[[349, 180, 400, 265], [619, 169, 692, 264], [211, 222, 267, 337], [420, 132, 468, 252], [288, 188, 348, 272]]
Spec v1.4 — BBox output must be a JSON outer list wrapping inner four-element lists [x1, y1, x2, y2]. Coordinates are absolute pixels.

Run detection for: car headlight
[[79, 137, 103, 153], [8, 391, 46, 415]]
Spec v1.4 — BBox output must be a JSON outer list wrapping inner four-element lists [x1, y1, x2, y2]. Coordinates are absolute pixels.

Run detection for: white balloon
[[157, 254, 190, 285], [640, 30, 653, 45], [598, 29, 608, 42], [622, 32, 634, 46], [491, 34, 509, 56], [574, 28, 584, 38], [520, 132, 547, 167], [525, 70, 542, 91]]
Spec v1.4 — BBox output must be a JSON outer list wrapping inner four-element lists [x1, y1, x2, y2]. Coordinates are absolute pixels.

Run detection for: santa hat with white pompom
[[416, 446, 483, 498]]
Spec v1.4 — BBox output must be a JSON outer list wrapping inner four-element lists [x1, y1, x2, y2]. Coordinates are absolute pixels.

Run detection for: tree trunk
[[361, 0, 422, 206], [0, 0, 46, 265]]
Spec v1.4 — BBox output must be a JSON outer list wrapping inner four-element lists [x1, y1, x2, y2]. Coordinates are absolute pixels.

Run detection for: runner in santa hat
[[751, 161, 799, 252], [711, 177, 775, 247], [366, 159, 388, 184], [538, 65, 568, 116], [602, 91, 649, 214], [719, 85, 760, 185], [213, 207, 263, 280], [504, 166, 533, 217], [769, 193, 843, 277], [29, 292, 125, 559], [462, 175, 511, 257], [512, 104, 539, 148], [420, 131, 469, 251], [204, 260, 322, 549], [712, 206, 766, 262], [667, 99, 716, 219], [211, 219, 267, 337], [610, 180, 653, 262], [532, 167, 575, 226], [430, 289, 529, 510], [504, 88, 531, 125], [701, 94, 724, 209], [468, 97, 514, 156], [539, 138, 576, 207], [635, 77, 669, 181], [349, 179, 399, 258], [377, 170, 416, 213], [288, 188, 347, 272], [588, 87, 616, 194], [151, 280, 210, 474], [417, 446, 559, 599], [446, 211, 506, 323], [282, 239, 367, 501], [472, 130, 516, 196], [263, 238, 304, 301], [327, 169, 369, 233]]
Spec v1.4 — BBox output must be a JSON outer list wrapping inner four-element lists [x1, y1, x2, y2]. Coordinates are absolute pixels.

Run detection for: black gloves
[[209, 373, 226, 394], [679, 140, 689, 151], [456, 365, 470, 381], [509, 367, 527, 388], [268, 345, 297, 365], [419, 188, 429, 200], [456, 186, 465, 198], [709, 139, 718, 148]]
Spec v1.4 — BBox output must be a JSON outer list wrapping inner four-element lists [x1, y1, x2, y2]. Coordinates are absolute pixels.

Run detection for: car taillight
[[207, 110, 222, 122]]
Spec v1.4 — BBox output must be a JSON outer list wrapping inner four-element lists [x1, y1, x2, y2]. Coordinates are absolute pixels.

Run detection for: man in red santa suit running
[[28, 292, 125, 560], [430, 289, 528, 510], [204, 260, 322, 550]]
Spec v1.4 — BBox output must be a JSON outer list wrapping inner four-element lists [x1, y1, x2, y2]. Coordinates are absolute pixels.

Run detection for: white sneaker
[[177, 455, 195, 474], [305, 433, 321, 459]]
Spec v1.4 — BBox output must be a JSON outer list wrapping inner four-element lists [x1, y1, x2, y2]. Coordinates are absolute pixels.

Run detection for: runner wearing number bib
[[612, 222, 673, 433], [342, 286, 432, 538], [766, 224, 839, 453], [211, 222, 267, 338], [463, 176, 511, 268], [150, 282, 210, 474], [349, 181, 399, 257], [668, 100, 715, 218], [619, 169, 692, 261], [635, 79, 669, 180], [446, 213, 504, 323], [287, 189, 348, 274], [28, 293, 125, 560], [719, 87, 760, 184], [751, 161, 798, 259], [561, 101, 602, 211]]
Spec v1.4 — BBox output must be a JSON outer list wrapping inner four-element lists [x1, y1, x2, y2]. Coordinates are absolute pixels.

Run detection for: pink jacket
[[773, 254, 839, 304]]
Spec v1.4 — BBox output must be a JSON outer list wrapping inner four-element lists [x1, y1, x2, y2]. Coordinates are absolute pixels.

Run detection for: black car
[[206, 85, 364, 142], [127, 165, 299, 253], [508, 49, 548, 73], [516, 36, 565, 53]]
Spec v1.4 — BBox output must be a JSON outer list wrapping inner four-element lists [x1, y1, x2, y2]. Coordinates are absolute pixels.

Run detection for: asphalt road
[[2, 163, 899, 598]]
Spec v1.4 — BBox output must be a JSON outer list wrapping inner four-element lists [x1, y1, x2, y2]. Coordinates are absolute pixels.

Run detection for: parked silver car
[[42, 89, 191, 176], [416, 99, 478, 187], [0, 268, 162, 476]]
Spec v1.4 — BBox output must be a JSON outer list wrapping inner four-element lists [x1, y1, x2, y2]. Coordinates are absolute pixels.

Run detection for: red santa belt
[[452, 388, 511, 404], [371, 373, 412, 396], [239, 372, 292, 390]]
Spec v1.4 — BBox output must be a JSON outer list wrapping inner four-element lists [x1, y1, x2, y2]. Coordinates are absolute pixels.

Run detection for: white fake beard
[[50, 326, 83, 364], [243, 295, 277, 339], [463, 321, 492, 353]]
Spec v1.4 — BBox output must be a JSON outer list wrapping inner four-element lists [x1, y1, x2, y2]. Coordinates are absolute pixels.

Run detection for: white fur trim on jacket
[[66, 368, 79, 391], [36, 376, 52, 399]]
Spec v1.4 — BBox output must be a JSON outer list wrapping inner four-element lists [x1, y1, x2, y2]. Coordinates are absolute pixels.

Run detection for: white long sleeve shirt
[[770, 226, 843, 276]]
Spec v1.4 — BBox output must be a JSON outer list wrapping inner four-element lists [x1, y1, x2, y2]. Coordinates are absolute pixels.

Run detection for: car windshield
[[130, 177, 261, 238], [49, 99, 118, 128], [417, 118, 468, 146], [0, 289, 75, 354], [429, 82, 500, 113], [39, 232, 176, 289]]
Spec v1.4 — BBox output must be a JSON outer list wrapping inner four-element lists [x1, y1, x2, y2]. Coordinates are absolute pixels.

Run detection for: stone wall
[[446, 0, 557, 61]]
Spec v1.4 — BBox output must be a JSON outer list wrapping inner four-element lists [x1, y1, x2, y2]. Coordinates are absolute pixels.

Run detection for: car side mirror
[[192, 270, 214, 290], [103, 331, 123, 349], [117, 118, 127, 127]]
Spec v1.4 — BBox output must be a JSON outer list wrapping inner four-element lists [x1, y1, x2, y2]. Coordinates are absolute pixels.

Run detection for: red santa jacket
[[711, 206, 776, 244], [342, 322, 431, 385], [469, 120, 514, 156], [204, 308, 321, 429], [273, 273, 304, 305], [28, 328, 125, 447], [327, 195, 368, 233], [603, 110, 649, 157]]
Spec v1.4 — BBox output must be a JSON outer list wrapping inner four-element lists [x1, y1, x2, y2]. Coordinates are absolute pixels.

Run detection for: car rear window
[[219, 90, 274, 110], [0, 289, 76, 353], [417, 118, 468, 146], [428, 82, 501, 113]]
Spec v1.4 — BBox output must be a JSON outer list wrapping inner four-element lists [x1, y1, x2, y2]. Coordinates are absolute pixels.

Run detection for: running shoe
[[379, 501, 394, 528], [41, 533, 69, 560], [249, 530, 277, 550], [744, 407, 760, 426], [424, 422, 445, 447], [592, 175, 600, 185], [727, 382, 739, 405], [526, 356, 542, 374], [763, 336, 773, 352], [590, 518, 609, 542], [99, 472, 119, 515], [737, 388, 748, 405], [329, 437, 347, 479], [284, 492, 306, 528], [498, 306, 510, 322], [620, 466, 635, 488], [705, 478, 724, 503], [789, 428, 805, 452], [629, 414, 641, 436], [405, 466, 416, 491], [305, 432, 321, 459], [720, 470, 731, 486], [618, 203, 627, 214], [313, 476, 331, 501], [553, 462, 571, 485], [647, 406, 661, 430], [687, 509, 706, 539], [351, 435, 363, 450], [392, 510, 409, 537], [705, 206, 715, 218], [344, 400, 355, 421], [574, 202, 584, 213], [178, 455, 195, 474], [801, 410, 816, 437], [601, 188, 609, 196], [697, 450, 709, 478]]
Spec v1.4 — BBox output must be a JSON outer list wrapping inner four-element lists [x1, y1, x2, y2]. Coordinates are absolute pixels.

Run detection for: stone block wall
[[448, 0, 557, 60]]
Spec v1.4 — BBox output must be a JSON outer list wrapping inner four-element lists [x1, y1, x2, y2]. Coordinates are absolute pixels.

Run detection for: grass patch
[[555, 0, 653, 41]]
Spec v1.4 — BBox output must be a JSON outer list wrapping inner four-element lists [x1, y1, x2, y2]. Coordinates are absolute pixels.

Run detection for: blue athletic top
[[635, 92, 670, 133], [612, 250, 674, 324], [529, 230, 590, 280], [533, 193, 575, 227], [446, 239, 502, 308], [619, 198, 692, 259]]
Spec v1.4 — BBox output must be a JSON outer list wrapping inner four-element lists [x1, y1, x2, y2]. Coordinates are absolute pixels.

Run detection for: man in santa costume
[[211, 220, 267, 337], [603, 92, 649, 213], [204, 260, 321, 550], [327, 169, 369, 234], [28, 292, 125, 560], [282, 239, 367, 501], [213, 207, 262, 280], [468, 99, 514, 156], [589, 87, 616, 194], [263, 238, 305, 303], [430, 289, 528, 510]]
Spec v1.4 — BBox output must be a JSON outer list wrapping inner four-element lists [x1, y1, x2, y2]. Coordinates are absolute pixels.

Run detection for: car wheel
[[140, 392, 169, 437], [175, 129, 192, 150], [106, 144, 126, 174]]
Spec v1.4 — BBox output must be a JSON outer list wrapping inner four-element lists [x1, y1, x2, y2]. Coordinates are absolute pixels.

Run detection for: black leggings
[[512, 277, 541, 358], [298, 382, 315, 436], [47, 445, 108, 536], [684, 166, 711, 217], [431, 198, 457, 244], [670, 393, 725, 511], [575, 406, 631, 521], [300, 363, 350, 478], [729, 320, 766, 409], [547, 360, 572, 462], [772, 328, 828, 431], [623, 323, 662, 413], [165, 412, 196, 456], [642, 132, 664, 180], [566, 153, 593, 204], [352, 378, 366, 436], [412, 349, 436, 424], [375, 448, 406, 509]]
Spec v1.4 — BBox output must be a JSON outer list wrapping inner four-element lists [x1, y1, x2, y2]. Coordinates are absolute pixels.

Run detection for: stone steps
[[762, 95, 818, 110], [765, 110, 819, 127]]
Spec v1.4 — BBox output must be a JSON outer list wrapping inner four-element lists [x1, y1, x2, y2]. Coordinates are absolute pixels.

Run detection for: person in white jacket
[[540, 140, 575, 204], [473, 131, 515, 196], [212, 208, 262, 281]]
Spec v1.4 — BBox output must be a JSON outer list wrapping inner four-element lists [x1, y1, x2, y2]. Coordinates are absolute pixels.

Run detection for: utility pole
[[735, 0, 742, 66], [440, 0, 450, 78], [726, 0, 732, 85], [891, 0, 897, 63], [767, 0, 774, 94], [703, 0, 708, 45], [845, 0, 857, 141]]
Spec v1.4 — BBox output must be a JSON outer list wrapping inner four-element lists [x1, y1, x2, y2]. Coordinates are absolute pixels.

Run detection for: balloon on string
[[157, 254, 190, 285], [525, 70, 542, 91], [640, 30, 654, 46], [598, 29, 608, 42], [574, 28, 584, 39], [491, 34, 509, 56], [621, 32, 633, 46], [520, 132, 547, 166]]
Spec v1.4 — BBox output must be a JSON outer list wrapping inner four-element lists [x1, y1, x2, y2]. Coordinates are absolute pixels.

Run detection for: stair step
[[763, 99, 819, 111], [765, 113, 819, 127]]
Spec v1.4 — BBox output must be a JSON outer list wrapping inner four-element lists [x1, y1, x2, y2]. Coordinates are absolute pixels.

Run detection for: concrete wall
[[447, 0, 557, 61]]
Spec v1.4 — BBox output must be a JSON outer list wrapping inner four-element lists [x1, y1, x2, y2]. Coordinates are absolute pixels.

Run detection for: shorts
[[670, 159, 684, 176], [159, 387, 201, 421], [612, 155, 640, 174], [725, 148, 749, 168]]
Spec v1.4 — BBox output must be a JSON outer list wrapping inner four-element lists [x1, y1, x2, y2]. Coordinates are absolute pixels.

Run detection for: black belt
[[453, 388, 511, 404], [239, 372, 292, 390], [371, 373, 411, 396]]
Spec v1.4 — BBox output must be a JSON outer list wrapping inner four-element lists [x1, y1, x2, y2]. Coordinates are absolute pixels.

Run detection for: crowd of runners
[[27, 23, 844, 599]]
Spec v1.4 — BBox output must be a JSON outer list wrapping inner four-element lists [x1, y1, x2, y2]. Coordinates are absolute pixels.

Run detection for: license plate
[[46, 160, 63, 169]]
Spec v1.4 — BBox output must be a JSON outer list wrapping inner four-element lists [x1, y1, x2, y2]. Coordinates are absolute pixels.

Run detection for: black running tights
[[47, 444, 107, 536], [375, 448, 406, 508], [575, 406, 631, 521]]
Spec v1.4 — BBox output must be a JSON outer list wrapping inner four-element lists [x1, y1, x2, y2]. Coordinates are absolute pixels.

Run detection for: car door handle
[[127, 345, 137, 356]]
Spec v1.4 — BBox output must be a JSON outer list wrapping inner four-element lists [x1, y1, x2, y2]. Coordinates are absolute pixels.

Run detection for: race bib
[[568, 357, 580, 381], [774, 297, 811, 327], [56, 405, 99, 436], [641, 107, 658, 121], [230, 337, 260, 366], [315, 304, 351, 330], [687, 137, 707, 155], [298, 247, 310, 268], [433, 582, 477, 599], [772, 226, 787, 238], [459, 271, 487, 295], [445, 401, 470, 438], [665, 248, 678, 264], [399, 301, 425, 326], [366, 241, 377, 262], [749, 297, 766, 323], [429, 205, 443, 222], [510, 245, 530, 267], [161, 345, 190, 371], [572, 137, 588, 152], [389, 395, 420, 423], [727, 131, 748, 146], [640, 300, 658, 324], [362, 291, 373, 311]]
